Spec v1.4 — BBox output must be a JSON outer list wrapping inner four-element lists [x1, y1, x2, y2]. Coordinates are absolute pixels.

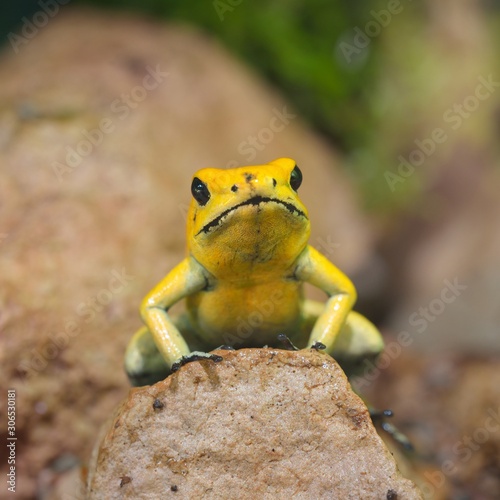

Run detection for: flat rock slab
[[87, 348, 421, 499]]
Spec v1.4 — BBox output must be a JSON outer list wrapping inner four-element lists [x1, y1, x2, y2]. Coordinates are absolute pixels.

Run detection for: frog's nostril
[[231, 185, 238, 192]]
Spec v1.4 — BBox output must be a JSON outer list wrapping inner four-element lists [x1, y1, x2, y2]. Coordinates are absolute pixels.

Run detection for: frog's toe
[[217, 345, 236, 351], [277, 334, 299, 351], [369, 407, 414, 451], [310, 341, 326, 350], [170, 351, 224, 373]]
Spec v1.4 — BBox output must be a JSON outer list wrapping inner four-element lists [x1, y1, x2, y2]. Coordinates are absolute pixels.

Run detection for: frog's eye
[[191, 177, 211, 206], [289, 165, 302, 191]]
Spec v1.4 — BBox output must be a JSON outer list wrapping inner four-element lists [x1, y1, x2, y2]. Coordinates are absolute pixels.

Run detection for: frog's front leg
[[125, 257, 210, 385], [295, 245, 357, 351], [301, 300, 384, 376]]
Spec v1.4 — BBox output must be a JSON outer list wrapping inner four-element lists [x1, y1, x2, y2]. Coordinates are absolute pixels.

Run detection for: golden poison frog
[[125, 158, 383, 386]]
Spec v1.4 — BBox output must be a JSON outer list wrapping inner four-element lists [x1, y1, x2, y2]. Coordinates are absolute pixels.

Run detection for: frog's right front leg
[[124, 257, 209, 386]]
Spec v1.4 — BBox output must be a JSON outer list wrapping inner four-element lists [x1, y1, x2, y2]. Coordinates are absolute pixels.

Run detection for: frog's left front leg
[[294, 245, 357, 351], [127, 256, 218, 384]]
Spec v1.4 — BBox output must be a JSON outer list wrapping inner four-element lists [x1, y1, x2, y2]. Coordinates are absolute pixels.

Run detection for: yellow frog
[[125, 158, 384, 386]]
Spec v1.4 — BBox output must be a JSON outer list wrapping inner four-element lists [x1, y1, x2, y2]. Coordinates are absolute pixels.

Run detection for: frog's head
[[186, 158, 310, 277]]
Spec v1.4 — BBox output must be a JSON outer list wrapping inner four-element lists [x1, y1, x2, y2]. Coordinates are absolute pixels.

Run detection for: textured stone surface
[[88, 348, 422, 499]]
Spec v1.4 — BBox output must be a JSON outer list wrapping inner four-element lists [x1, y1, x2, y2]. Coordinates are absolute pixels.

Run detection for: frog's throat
[[196, 195, 308, 236]]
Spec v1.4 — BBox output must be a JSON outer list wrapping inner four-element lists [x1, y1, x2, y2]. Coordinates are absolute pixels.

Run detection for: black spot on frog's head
[[244, 173, 254, 183]]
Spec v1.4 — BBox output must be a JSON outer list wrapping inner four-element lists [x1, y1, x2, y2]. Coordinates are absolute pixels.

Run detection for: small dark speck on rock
[[153, 399, 164, 410], [386, 489, 398, 500], [120, 476, 131, 487], [171, 484, 178, 492]]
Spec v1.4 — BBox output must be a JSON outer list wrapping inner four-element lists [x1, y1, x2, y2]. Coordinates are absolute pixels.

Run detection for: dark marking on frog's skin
[[231, 184, 238, 192], [286, 267, 299, 282], [192, 212, 197, 222], [272, 178, 277, 187], [244, 173, 254, 183], [196, 196, 307, 236], [202, 275, 215, 292]]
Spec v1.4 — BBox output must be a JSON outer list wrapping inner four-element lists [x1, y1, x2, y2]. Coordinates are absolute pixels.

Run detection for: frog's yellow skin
[[125, 158, 383, 386]]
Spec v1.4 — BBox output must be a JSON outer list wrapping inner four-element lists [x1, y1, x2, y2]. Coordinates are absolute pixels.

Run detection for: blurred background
[[0, 1, 499, 498]]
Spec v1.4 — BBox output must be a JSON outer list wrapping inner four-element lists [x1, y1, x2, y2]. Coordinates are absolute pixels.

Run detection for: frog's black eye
[[290, 165, 302, 191], [191, 177, 211, 206]]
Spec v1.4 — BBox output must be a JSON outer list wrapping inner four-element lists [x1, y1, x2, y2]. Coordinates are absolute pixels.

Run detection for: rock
[[361, 349, 500, 498], [0, 8, 375, 498], [87, 348, 422, 499]]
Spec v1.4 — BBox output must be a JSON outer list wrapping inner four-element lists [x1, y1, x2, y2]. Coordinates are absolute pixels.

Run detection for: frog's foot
[[370, 408, 414, 451], [277, 333, 299, 351], [170, 351, 224, 373], [125, 326, 171, 387], [310, 341, 326, 350]]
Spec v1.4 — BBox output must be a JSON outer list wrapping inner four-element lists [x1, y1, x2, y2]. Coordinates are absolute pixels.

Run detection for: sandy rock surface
[[87, 348, 422, 499], [0, 8, 374, 498]]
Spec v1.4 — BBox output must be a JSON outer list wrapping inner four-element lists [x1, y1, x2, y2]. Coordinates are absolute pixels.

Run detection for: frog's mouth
[[197, 195, 308, 235]]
